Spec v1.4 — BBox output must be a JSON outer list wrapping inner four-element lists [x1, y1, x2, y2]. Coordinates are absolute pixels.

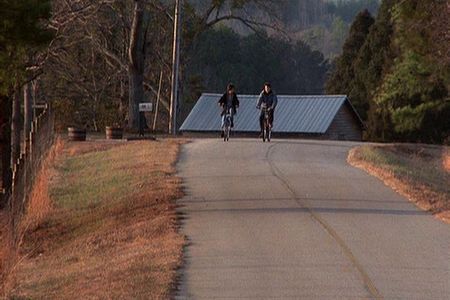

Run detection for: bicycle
[[222, 107, 233, 142], [262, 107, 272, 142]]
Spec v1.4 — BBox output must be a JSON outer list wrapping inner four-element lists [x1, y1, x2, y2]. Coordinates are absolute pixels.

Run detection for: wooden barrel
[[105, 126, 123, 140], [68, 127, 86, 141]]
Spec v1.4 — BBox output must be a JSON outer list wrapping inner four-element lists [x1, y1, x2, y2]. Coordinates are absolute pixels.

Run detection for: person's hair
[[263, 82, 271, 88], [227, 83, 235, 91]]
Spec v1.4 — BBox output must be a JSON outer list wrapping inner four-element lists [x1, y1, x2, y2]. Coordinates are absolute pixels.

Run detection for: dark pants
[[259, 109, 274, 132]]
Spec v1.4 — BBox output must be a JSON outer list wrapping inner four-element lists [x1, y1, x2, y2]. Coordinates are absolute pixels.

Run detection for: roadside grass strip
[[348, 144, 450, 223], [7, 140, 185, 299]]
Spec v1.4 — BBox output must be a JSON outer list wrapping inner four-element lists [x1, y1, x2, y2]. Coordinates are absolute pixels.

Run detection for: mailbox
[[139, 103, 153, 112]]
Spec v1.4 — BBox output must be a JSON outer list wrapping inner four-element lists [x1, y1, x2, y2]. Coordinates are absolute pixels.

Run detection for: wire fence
[[6, 104, 55, 246]]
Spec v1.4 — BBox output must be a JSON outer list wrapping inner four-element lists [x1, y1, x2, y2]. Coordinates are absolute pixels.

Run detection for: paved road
[[176, 139, 450, 299]]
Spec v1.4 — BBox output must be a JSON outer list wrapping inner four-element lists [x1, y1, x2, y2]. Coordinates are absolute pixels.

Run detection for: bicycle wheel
[[267, 128, 271, 142], [226, 126, 230, 141]]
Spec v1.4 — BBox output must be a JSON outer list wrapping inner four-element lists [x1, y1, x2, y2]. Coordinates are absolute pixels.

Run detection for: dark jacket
[[218, 92, 240, 115], [257, 90, 278, 109]]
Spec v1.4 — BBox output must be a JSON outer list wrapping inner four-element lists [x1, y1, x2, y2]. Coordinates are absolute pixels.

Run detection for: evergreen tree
[[373, 0, 449, 143], [0, 0, 52, 95], [326, 0, 449, 143], [0, 0, 53, 194], [325, 9, 375, 115], [352, 0, 395, 139]]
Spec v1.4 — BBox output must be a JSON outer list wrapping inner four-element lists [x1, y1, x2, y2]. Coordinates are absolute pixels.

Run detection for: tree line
[[326, 0, 449, 143], [0, 0, 318, 195], [279, 0, 380, 58], [185, 27, 328, 98], [1, 0, 447, 198]]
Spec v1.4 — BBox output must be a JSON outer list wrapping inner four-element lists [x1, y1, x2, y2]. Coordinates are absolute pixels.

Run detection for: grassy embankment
[[2, 139, 185, 299], [348, 144, 450, 223]]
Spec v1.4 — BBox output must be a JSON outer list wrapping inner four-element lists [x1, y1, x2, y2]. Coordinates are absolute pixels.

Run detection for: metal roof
[[180, 93, 361, 133]]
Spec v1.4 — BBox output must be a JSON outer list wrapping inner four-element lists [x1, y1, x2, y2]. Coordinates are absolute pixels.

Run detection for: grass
[[51, 150, 138, 209], [4, 139, 185, 299], [348, 144, 450, 223], [1, 139, 63, 297]]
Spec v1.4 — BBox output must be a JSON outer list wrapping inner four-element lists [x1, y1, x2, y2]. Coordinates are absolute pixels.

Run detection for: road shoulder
[[348, 144, 450, 224]]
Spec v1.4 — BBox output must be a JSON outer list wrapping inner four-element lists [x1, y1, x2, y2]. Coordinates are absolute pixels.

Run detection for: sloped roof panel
[[180, 93, 356, 134]]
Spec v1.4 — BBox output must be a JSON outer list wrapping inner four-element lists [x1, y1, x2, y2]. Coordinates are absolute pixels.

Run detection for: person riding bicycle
[[256, 82, 277, 137], [218, 83, 239, 136]]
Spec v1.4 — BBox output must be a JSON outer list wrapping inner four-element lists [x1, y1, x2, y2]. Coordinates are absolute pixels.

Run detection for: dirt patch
[[348, 144, 450, 224], [4, 139, 186, 299]]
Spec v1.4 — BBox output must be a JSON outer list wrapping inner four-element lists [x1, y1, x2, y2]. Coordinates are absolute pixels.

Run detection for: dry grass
[[443, 148, 450, 172], [21, 139, 64, 231], [0, 139, 64, 297], [0, 211, 13, 296], [348, 144, 450, 223], [4, 139, 186, 299]]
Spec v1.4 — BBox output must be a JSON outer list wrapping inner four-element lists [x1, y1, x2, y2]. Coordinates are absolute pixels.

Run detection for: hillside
[[190, 0, 380, 58]]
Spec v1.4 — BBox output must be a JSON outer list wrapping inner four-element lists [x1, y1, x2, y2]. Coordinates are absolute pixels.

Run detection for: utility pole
[[169, 0, 182, 135]]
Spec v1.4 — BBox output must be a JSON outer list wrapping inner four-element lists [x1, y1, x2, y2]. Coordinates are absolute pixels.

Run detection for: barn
[[180, 93, 364, 141]]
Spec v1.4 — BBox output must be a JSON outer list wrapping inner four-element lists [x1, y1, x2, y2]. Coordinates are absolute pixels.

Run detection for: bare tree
[[35, 0, 284, 133], [128, 0, 150, 130]]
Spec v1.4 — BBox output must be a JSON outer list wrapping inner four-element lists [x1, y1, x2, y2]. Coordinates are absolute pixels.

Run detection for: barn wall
[[325, 103, 362, 141]]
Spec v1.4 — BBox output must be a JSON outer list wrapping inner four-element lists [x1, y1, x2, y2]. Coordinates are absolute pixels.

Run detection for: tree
[[185, 27, 329, 96], [329, 16, 348, 56], [42, 1, 172, 131], [46, 0, 282, 132], [372, 0, 449, 143], [325, 9, 375, 107], [326, 0, 449, 143], [0, 0, 53, 196], [41, 38, 119, 131], [128, 0, 150, 131], [354, 0, 395, 140]]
